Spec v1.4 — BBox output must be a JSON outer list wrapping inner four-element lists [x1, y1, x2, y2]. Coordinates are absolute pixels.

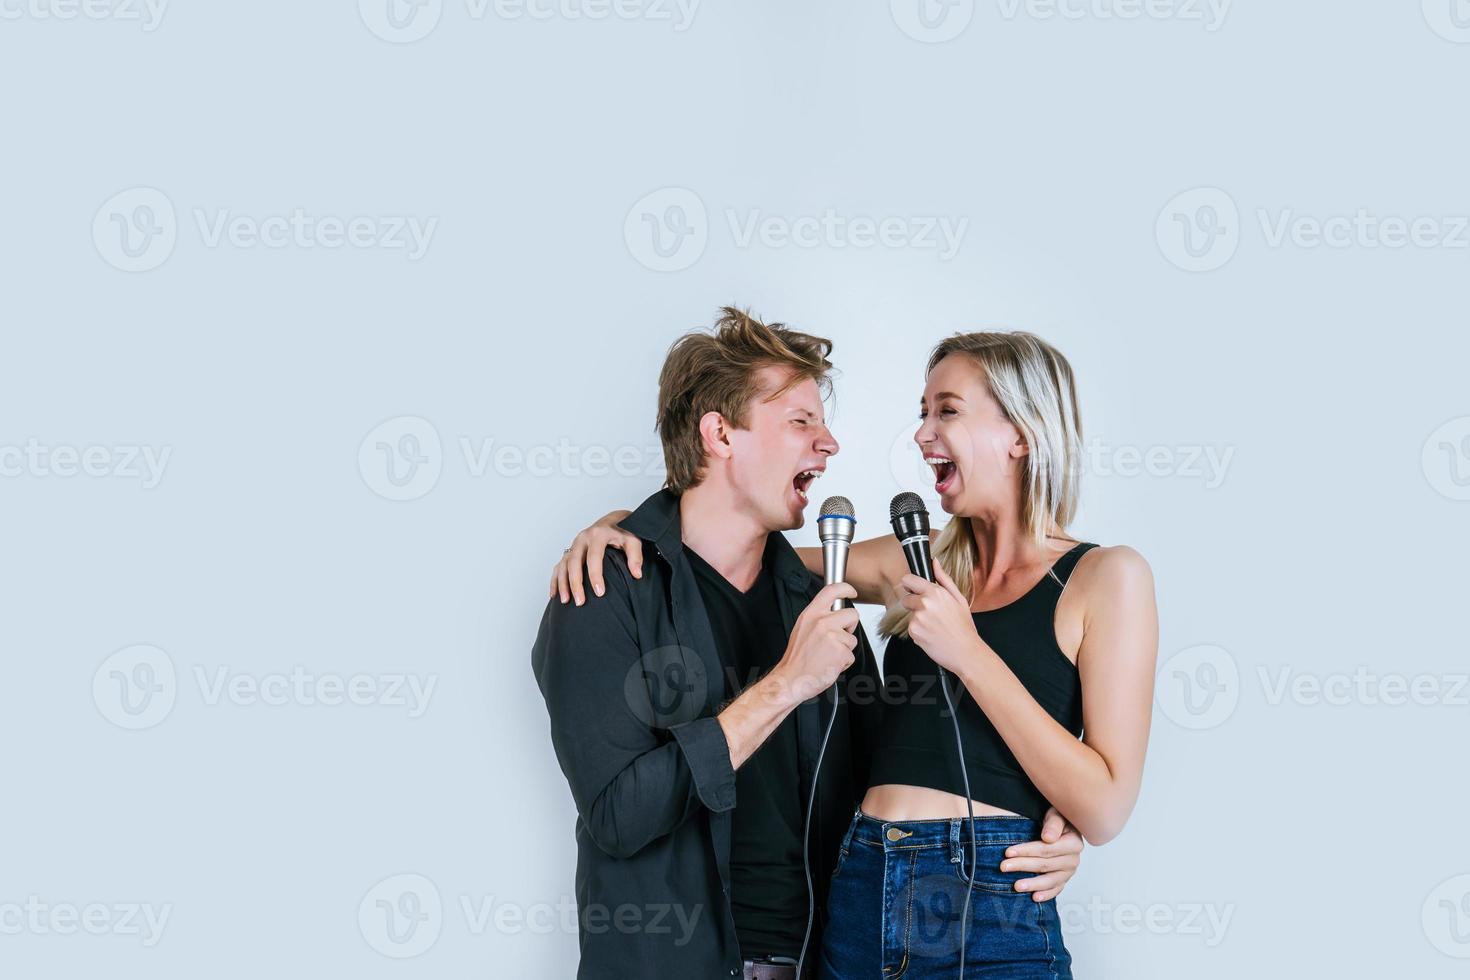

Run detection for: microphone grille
[[819, 495, 854, 519], [889, 491, 927, 521]]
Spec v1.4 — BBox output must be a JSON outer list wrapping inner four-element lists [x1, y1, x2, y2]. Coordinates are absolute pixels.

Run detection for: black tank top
[[867, 542, 1098, 822]]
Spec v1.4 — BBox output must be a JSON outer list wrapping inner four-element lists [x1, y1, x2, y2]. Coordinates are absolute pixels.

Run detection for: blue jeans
[[819, 809, 1073, 979]]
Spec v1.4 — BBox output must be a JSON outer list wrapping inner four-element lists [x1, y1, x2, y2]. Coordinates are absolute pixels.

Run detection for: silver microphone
[[817, 496, 856, 610]]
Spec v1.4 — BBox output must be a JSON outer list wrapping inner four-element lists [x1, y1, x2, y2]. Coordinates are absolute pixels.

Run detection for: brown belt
[[742, 959, 806, 980]]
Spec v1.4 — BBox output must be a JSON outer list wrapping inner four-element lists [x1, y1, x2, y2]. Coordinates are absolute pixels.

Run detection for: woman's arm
[[795, 532, 919, 606], [550, 510, 637, 605], [901, 547, 1158, 845], [553, 512, 924, 608]]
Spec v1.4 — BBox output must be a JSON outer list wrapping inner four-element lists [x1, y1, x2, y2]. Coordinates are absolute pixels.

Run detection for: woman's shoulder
[[1068, 543, 1154, 602]]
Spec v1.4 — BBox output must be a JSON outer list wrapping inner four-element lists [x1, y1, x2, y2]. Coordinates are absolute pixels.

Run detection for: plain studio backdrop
[[2, 2, 1467, 977]]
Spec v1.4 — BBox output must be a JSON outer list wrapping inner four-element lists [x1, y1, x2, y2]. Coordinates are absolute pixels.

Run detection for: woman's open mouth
[[926, 455, 957, 494], [793, 468, 822, 503]]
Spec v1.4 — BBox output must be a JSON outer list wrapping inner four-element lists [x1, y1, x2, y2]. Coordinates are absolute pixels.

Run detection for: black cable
[[938, 666, 977, 980], [796, 681, 840, 979]]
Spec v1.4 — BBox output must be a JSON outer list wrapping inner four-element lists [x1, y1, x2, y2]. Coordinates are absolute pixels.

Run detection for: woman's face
[[914, 354, 1027, 516]]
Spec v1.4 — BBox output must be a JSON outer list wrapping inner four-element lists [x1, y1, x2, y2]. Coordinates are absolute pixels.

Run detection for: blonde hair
[[879, 331, 1083, 639]]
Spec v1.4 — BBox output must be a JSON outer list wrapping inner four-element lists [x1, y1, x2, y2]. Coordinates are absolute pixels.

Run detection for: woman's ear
[[1010, 433, 1030, 458], [698, 411, 733, 461]]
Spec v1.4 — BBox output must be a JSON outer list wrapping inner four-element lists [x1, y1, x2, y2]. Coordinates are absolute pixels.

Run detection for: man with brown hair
[[533, 308, 874, 978]]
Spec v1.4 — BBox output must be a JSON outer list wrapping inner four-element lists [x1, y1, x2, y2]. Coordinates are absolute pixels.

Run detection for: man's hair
[[656, 307, 833, 494]]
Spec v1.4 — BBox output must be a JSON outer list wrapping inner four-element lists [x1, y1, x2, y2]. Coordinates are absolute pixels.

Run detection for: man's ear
[[698, 411, 734, 462]]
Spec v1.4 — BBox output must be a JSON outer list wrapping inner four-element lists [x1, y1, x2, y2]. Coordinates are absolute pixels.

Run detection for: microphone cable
[[938, 665, 977, 980], [796, 678, 840, 978]]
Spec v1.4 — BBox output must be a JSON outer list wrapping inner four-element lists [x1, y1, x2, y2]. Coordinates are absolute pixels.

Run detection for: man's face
[[723, 366, 838, 532]]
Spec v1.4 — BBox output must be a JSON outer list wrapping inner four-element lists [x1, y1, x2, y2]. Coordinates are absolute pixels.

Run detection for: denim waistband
[[847, 808, 1040, 852]]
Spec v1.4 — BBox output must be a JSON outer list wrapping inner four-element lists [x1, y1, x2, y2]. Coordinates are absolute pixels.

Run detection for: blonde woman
[[552, 332, 1158, 978]]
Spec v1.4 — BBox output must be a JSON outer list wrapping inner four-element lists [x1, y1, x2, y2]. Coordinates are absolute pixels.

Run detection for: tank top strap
[[1051, 541, 1099, 586]]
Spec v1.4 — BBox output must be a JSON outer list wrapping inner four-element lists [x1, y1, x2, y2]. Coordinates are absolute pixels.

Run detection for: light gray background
[[3, 1, 1468, 976]]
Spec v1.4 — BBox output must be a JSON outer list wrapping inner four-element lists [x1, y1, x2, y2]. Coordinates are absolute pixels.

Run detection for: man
[[532, 309, 1079, 979]]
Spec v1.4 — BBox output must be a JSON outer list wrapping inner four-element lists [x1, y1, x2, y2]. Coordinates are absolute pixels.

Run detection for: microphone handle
[[822, 539, 850, 611], [897, 533, 936, 584]]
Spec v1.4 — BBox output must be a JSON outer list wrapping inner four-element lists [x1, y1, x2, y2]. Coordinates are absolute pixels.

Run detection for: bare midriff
[[860, 783, 1024, 821]]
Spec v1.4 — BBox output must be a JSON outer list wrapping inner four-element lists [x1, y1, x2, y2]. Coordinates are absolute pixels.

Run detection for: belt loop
[[949, 818, 961, 864]]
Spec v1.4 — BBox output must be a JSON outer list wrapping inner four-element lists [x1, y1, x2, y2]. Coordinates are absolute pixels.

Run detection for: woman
[[552, 331, 1158, 978]]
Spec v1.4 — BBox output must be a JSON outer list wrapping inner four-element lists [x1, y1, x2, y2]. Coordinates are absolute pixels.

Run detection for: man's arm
[[532, 551, 860, 858], [532, 552, 732, 858]]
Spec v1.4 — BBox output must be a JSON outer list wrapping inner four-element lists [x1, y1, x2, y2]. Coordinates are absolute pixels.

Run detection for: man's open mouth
[[926, 455, 957, 493], [793, 468, 822, 502]]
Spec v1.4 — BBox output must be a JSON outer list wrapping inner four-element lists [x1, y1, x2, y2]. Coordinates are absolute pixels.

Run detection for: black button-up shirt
[[531, 489, 882, 978]]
